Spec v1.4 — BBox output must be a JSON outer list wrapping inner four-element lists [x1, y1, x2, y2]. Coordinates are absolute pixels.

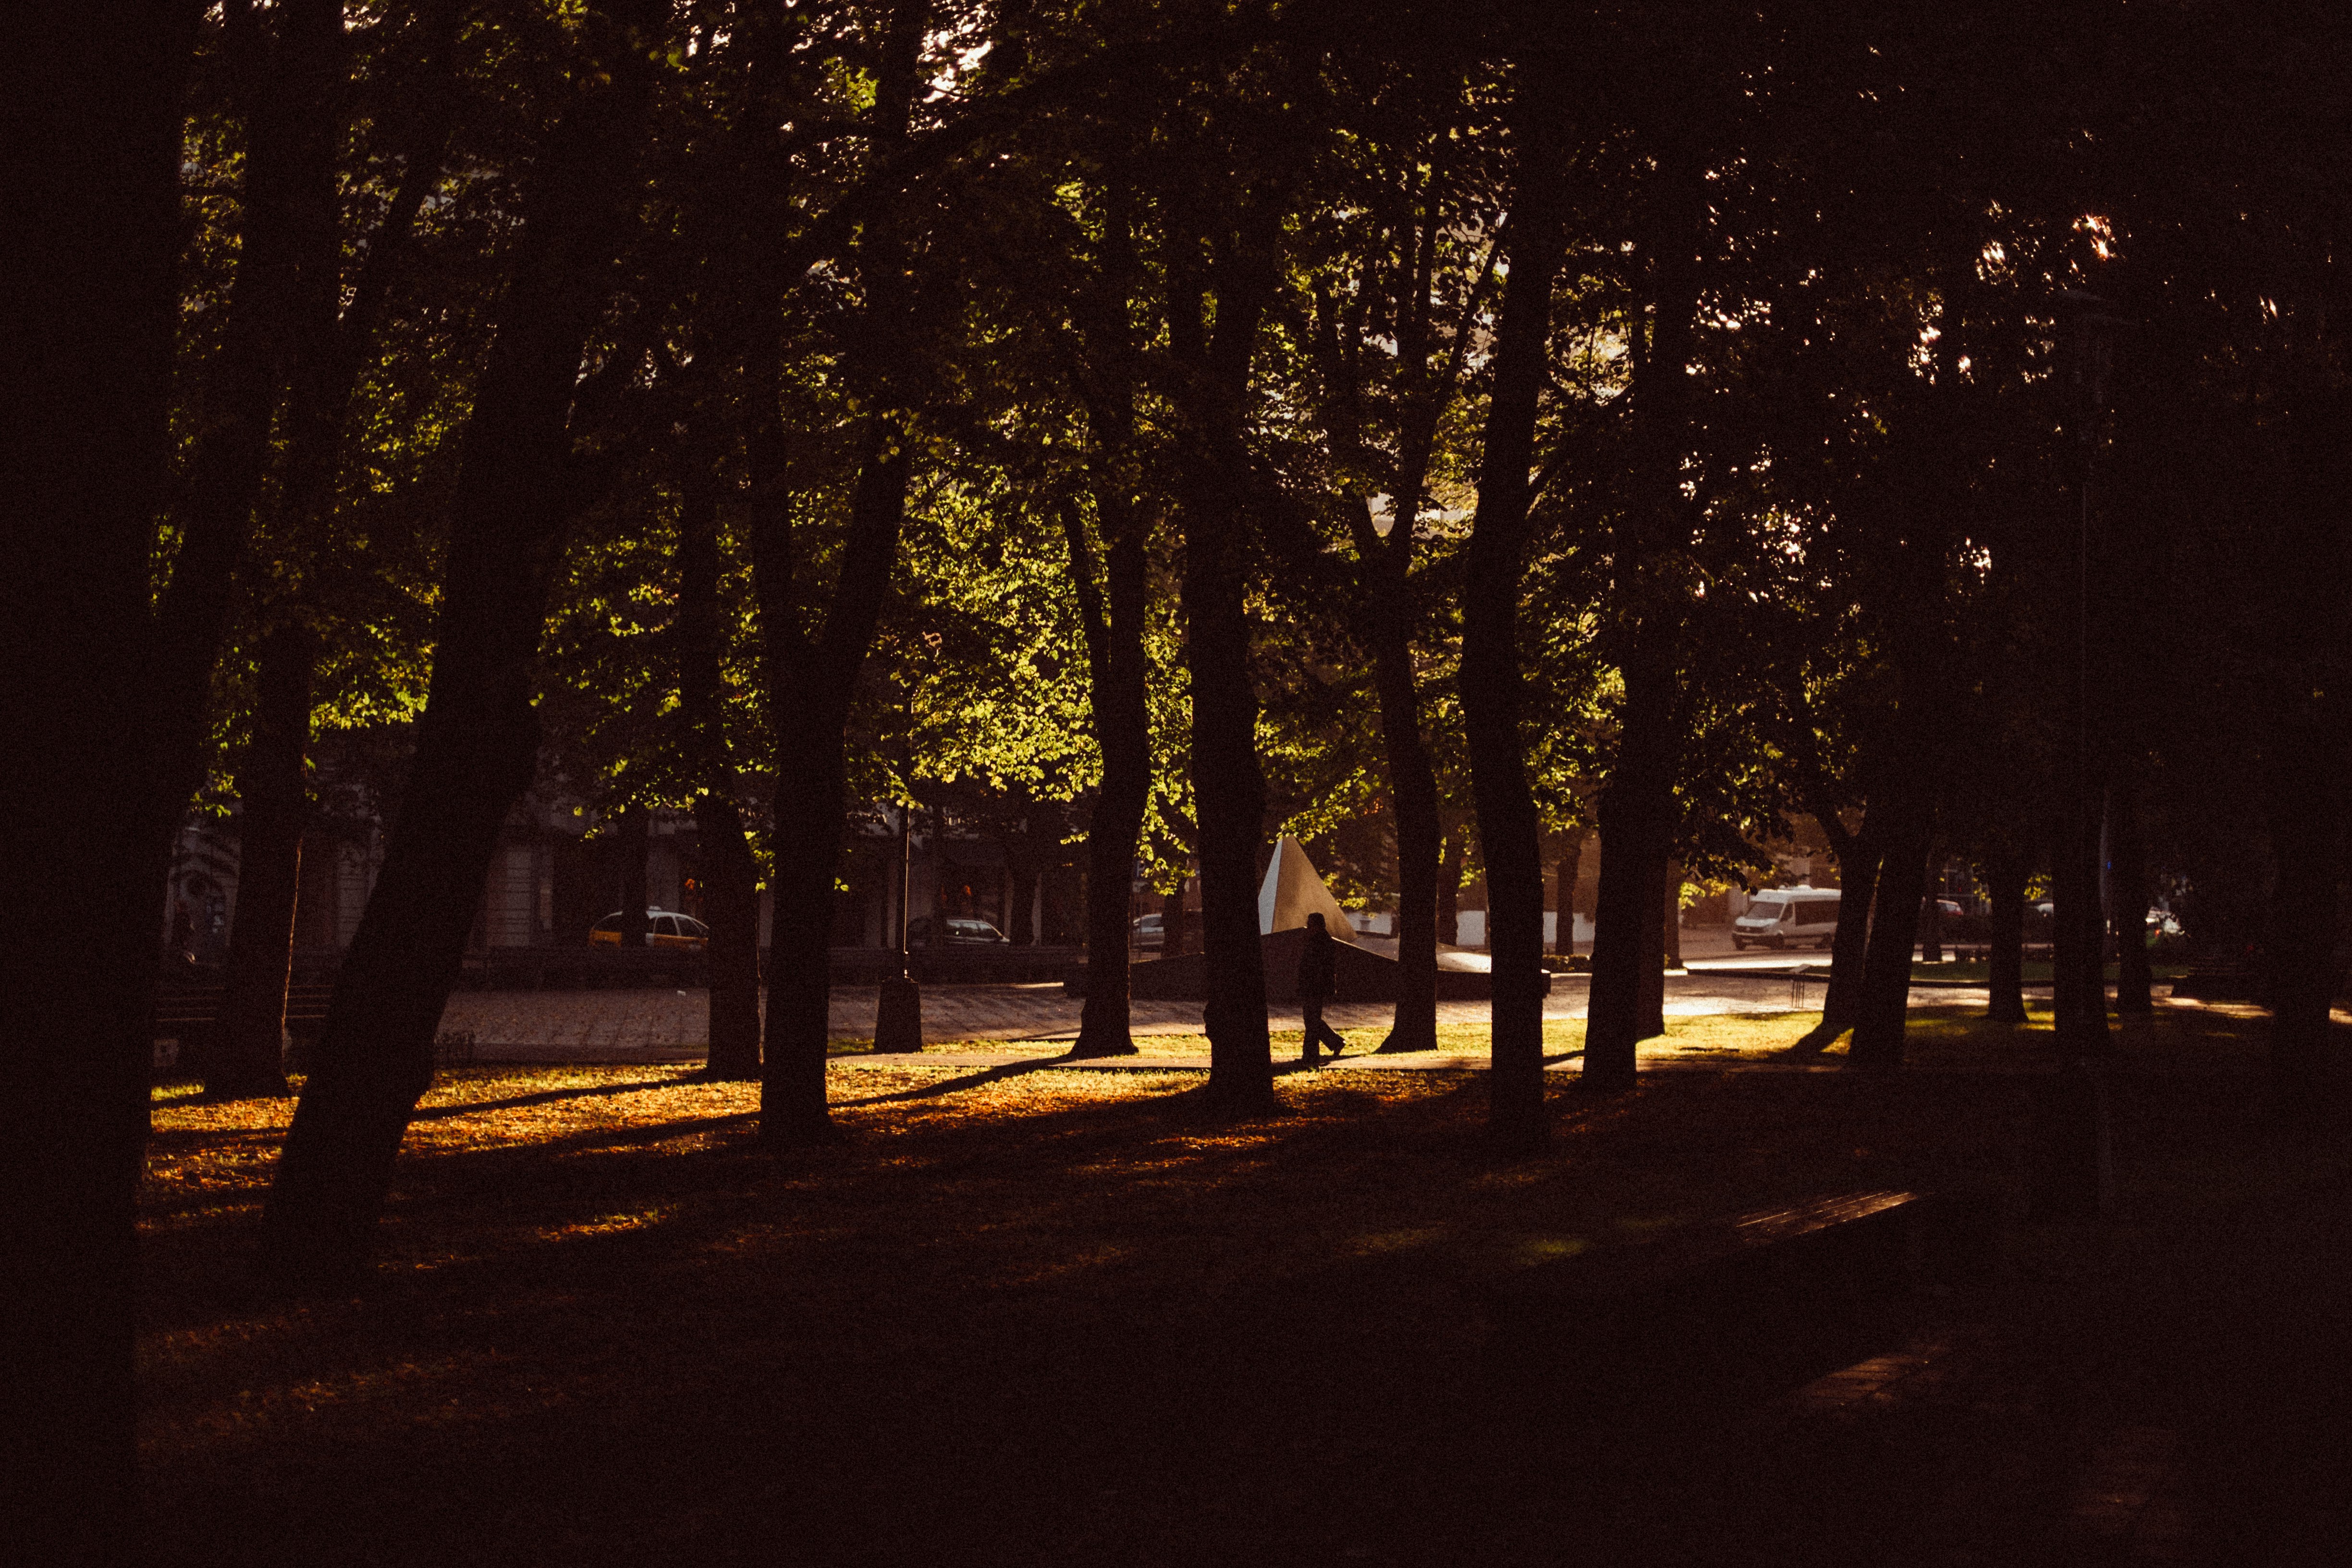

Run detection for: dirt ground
[[138, 1006, 2349, 1565]]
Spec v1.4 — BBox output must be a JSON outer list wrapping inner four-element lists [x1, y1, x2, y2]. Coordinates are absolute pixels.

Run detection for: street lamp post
[[874, 802, 922, 1054]]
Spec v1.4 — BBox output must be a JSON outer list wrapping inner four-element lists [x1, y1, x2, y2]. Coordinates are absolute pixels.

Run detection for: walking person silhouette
[[1298, 912, 1347, 1063]]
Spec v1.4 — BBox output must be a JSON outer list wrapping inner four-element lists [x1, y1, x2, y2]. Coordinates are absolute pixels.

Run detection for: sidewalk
[[434, 972, 1990, 1065]]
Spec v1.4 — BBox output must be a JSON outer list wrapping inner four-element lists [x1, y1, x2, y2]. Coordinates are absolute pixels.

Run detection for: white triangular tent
[[1256, 836, 1359, 943]]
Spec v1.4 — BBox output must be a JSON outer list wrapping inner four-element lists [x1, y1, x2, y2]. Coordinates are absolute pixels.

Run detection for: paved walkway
[[433, 972, 1999, 1066]]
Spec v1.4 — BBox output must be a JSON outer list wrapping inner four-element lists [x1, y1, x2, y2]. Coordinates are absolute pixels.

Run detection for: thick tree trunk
[[618, 806, 649, 946], [1371, 616, 1442, 1052], [260, 8, 663, 1286], [1800, 832, 1881, 1051], [1163, 192, 1283, 1113], [1986, 845, 2030, 1024], [0, 7, 194, 1554], [1554, 831, 1585, 957], [2051, 795, 2111, 1060], [2107, 777, 2155, 1016], [1849, 792, 1932, 1071], [212, 625, 317, 1098], [1459, 96, 1566, 1148], [677, 469, 761, 1078], [1185, 483, 1274, 1104], [758, 429, 913, 1141], [1587, 656, 1675, 1086]]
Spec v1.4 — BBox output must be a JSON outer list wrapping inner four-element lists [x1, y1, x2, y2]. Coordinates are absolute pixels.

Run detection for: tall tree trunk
[[618, 806, 650, 946], [753, 0, 929, 1138], [1064, 500, 1149, 1058], [1588, 656, 1675, 1084], [1553, 831, 1585, 957], [1459, 84, 1567, 1147], [260, 5, 665, 1286], [0, 6, 195, 1554], [1163, 884, 1188, 957], [1370, 618, 1443, 1052], [758, 429, 913, 1141], [212, 624, 318, 1098], [1184, 468, 1273, 1104], [141, 0, 345, 894], [1585, 148, 1703, 1090], [1164, 189, 1283, 1113], [677, 465, 761, 1079], [1849, 788, 1932, 1071], [1985, 844, 2029, 1024], [2107, 777, 2155, 1016], [1063, 163, 1152, 1056]]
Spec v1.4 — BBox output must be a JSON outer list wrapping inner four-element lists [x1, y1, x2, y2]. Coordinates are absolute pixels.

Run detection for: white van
[[1732, 887, 1842, 950]]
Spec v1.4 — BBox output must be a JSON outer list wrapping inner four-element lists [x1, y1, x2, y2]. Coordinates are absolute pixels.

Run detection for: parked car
[[906, 916, 1009, 946], [1732, 887, 1842, 950], [1928, 897, 1964, 920], [588, 909, 710, 949], [1132, 912, 1164, 950]]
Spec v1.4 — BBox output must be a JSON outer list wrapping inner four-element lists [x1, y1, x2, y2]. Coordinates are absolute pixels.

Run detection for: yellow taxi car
[[588, 909, 710, 949]]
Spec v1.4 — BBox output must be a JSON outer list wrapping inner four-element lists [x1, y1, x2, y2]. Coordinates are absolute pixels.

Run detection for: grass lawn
[[139, 1003, 2344, 1565]]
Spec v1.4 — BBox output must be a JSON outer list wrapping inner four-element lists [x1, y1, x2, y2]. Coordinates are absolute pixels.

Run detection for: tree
[[0, 5, 199, 1555], [1460, 63, 1568, 1145], [263, 0, 674, 1285]]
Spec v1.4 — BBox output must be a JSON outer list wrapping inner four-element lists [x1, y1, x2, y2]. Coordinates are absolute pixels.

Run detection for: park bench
[[1485, 1187, 1998, 1421], [155, 980, 336, 1072]]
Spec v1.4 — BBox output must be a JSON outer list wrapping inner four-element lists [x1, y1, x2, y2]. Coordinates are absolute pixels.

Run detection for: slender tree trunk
[[618, 807, 649, 946], [1553, 831, 1584, 957], [1986, 844, 2029, 1024], [213, 625, 317, 1098], [1459, 89, 1566, 1147], [141, 0, 345, 895], [1918, 857, 1945, 962], [1371, 618, 1443, 1052], [1585, 151, 1703, 1088], [1436, 830, 1463, 946], [260, 7, 664, 1286], [1064, 166, 1151, 1056], [1664, 862, 1683, 968], [1800, 832, 1881, 1050], [758, 429, 913, 1141], [1164, 880, 1189, 958], [1849, 789, 1933, 1071], [677, 466, 761, 1078], [0, 7, 194, 1553], [1064, 500, 1149, 1058], [1635, 846, 1667, 1041], [2107, 777, 2155, 1016]]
